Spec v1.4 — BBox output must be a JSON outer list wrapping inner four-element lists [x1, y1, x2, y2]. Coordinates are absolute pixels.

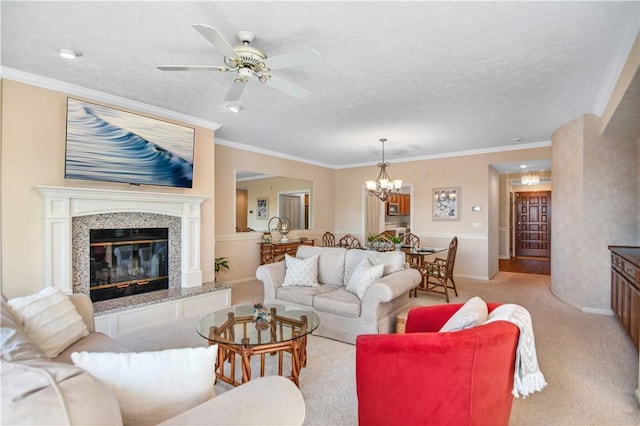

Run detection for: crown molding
[[218, 135, 551, 170], [337, 140, 552, 169], [215, 138, 335, 169], [592, 14, 640, 116], [1, 67, 222, 131]]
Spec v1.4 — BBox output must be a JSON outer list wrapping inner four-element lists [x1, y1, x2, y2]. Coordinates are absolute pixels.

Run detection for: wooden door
[[279, 194, 302, 229], [515, 191, 551, 258]]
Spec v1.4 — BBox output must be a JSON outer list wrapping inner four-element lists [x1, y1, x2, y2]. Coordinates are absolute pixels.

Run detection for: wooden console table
[[259, 239, 315, 264]]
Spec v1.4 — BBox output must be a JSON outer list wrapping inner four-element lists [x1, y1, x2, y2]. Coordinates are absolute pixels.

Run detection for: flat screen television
[[65, 98, 195, 188]]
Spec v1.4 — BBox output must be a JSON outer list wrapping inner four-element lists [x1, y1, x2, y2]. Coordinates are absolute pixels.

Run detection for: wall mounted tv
[[65, 98, 195, 188]]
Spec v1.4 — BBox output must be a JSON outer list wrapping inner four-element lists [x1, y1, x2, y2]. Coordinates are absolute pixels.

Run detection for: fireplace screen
[[89, 228, 169, 302]]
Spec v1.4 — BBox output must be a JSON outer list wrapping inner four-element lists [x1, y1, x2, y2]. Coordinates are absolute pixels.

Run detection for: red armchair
[[355, 303, 519, 426]]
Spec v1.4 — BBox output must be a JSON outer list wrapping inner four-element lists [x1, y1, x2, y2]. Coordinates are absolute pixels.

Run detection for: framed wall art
[[257, 197, 269, 220], [64, 98, 195, 188], [433, 187, 460, 221]]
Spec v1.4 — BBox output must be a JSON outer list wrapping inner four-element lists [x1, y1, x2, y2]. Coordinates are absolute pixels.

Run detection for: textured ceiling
[[1, 1, 638, 171]]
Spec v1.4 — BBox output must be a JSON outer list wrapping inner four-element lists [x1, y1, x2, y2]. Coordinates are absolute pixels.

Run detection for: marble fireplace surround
[[72, 213, 180, 296], [36, 186, 207, 296]]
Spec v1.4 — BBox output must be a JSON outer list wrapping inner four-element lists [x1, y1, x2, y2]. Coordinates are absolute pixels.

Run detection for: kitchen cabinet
[[399, 194, 410, 215], [386, 194, 410, 216], [609, 246, 640, 348]]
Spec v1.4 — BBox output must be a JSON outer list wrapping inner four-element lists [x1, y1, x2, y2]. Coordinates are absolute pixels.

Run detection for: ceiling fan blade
[[262, 74, 311, 99], [263, 48, 320, 70], [157, 65, 228, 72], [224, 80, 247, 102], [192, 24, 240, 60]]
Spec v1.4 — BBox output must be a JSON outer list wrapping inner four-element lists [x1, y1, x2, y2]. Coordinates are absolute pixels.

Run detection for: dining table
[[401, 246, 447, 269]]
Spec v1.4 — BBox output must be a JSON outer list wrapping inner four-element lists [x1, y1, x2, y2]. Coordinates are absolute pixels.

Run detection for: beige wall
[[213, 144, 334, 284], [551, 114, 640, 312], [0, 79, 216, 298], [333, 147, 552, 280]]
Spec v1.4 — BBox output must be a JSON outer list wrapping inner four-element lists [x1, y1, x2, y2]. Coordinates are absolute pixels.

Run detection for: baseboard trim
[[456, 273, 490, 281], [549, 288, 615, 316]]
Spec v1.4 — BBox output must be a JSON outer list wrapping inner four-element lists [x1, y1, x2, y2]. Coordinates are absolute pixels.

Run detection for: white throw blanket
[[485, 303, 548, 398]]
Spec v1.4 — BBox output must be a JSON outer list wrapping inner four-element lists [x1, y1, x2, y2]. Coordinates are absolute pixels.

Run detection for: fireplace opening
[[89, 228, 169, 302]]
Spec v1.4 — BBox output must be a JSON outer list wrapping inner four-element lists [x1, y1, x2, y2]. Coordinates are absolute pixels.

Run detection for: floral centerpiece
[[252, 303, 272, 331]]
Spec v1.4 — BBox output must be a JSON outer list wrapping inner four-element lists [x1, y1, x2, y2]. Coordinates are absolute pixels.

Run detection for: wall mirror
[[235, 170, 312, 232]]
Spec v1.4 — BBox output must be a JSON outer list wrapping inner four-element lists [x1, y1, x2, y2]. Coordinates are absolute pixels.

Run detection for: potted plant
[[214, 257, 230, 282], [389, 235, 404, 250], [367, 234, 377, 249]]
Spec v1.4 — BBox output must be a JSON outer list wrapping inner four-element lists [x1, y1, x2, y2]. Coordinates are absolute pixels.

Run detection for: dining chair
[[402, 232, 422, 269], [322, 231, 336, 247], [415, 236, 459, 302], [402, 232, 420, 249], [337, 234, 362, 249]]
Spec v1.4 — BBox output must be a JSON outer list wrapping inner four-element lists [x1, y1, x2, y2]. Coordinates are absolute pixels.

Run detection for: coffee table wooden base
[[208, 309, 310, 387]]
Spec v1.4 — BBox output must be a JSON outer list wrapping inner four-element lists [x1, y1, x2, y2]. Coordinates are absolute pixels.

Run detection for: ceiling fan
[[157, 24, 320, 102]]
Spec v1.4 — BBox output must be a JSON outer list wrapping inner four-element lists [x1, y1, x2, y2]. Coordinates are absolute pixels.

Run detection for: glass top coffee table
[[197, 303, 320, 387]]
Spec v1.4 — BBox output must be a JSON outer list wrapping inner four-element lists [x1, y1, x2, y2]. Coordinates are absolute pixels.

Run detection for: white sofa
[[256, 246, 421, 344], [1, 292, 305, 425]]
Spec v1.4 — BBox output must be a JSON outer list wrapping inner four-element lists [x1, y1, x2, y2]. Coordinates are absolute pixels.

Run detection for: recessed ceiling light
[[58, 47, 82, 59], [226, 105, 242, 113]]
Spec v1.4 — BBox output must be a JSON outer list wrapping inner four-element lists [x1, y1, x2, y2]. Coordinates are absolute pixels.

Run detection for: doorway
[[514, 191, 551, 258]]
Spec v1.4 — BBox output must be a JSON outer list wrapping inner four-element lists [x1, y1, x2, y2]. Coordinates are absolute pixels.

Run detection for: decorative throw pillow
[[71, 346, 218, 425], [282, 253, 320, 287], [439, 296, 488, 332], [346, 258, 384, 300], [1, 298, 46, 361], [8, 287, 89, 358]]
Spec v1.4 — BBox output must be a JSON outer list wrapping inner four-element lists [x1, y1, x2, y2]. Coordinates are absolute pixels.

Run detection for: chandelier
[[521, 174, 540, 185], [365, 138, 402, 202]]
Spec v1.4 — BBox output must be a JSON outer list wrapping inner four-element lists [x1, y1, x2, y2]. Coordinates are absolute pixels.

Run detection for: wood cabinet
[[259, 239, 315, 265], [609, 246, 640, 348], [386, 194, 410, 215], [400, 194, 410, 215]]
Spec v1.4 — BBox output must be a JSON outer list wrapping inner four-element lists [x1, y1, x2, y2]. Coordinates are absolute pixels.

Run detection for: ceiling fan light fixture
[[157, 24, 318, 102], [234, 67, 253, 83]]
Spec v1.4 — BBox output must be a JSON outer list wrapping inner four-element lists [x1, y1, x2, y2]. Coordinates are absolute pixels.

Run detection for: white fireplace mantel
[[36, 185, 208, 294]]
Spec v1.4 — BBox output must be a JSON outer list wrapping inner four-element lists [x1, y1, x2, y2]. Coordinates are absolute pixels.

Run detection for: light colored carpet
[[115, 272, 640, 425]]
